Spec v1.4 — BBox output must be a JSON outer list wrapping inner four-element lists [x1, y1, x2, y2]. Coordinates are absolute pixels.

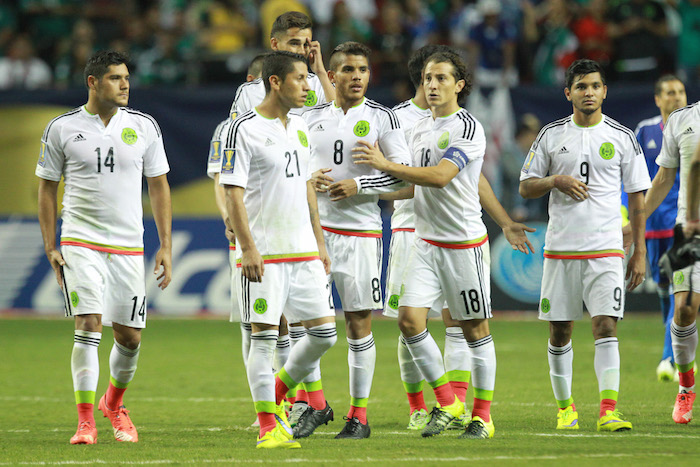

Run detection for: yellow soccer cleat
[[256, 426, 301, 449], [407, 408, 429, 430], [597, 410, 632, 432], [556, 406, 579, 430], [275, 403, 293, 440], [459, 416, 495, 439]]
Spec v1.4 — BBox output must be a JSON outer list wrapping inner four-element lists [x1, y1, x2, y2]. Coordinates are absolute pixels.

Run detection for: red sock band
[[257, 412, 277, 438], [433, 383, 456, 408], [679, 369, 695, 389], [105, 382, 126, 410], [600, 398, 616, 417], [347, 406, 367, 424], [296, 389, 309, 403], [76, 403, 94, 424], [274, 376, 290, 405], [287, 395, 297, 405], [407, 391, 427, 414], [472, 398, 491, 422], [307, 389, 325, 410], [449, 381, 469, 403]]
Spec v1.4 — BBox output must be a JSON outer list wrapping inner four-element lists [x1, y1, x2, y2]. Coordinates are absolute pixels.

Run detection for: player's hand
[[329, 179, 358, 201], [154, 247, 172, 289], [225, 227, 236, 243], [353, 141, 387, 170], [625, 249, 646, 291], [319, 246, 332, 275], [311, 168, 334, 192], [683, 219, 700, 238], [46, 249, 66, 287], [307, 40, 326, 73], [622, 223, 633, 254], [553, 175, 588, 201], [503, 222, 536, 254], [241, 248, 264, 282]]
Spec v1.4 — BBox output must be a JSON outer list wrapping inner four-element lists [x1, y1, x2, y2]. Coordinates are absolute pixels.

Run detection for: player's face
[[278, 61, 310, 109], [423, 61, 464, 109], [565, 72, 607, 116], [272, 28, 312, 57], [655, 80, 687, 116], [92, 64, 130, 108], [330, 54, 369, 103]]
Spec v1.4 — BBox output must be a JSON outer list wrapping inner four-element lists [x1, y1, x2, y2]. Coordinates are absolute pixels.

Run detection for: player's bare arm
[[353, 140, 458, 188], [226, 185, 264, 282], [307, 39, 335, 102], [329, 178, 358, 201], [146, 174, 172, 289], [37, 178, 66, 286], [213, 173, 236, 243], [307, 180, 331, 274], [519, 174, 589, 201], [311, 168, 334, 192], [626, 191, 647, 291], [479, 175, 535, 254], [379, 185, 415, 201], [644, 166, 677, 218], [685, 141, 700, 237]]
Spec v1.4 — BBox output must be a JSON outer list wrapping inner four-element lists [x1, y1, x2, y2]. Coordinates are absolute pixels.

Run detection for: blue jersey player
[[623, 75, 686, 381]]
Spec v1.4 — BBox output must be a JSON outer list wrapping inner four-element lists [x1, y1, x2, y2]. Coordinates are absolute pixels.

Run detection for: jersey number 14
[[95, 147, 115, 173]]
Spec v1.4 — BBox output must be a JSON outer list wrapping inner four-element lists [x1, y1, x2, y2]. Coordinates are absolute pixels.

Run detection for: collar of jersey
[[434, 108, 463, 120], [410, 99, 429, 112], [82, 105, 119, 121], [333, 97, 365, 111], [253, 107, 280, 122], [571, 113, 605, 129]]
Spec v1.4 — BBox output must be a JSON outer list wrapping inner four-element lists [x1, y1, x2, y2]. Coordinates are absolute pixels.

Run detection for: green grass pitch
[[1, 314, 698, 466]]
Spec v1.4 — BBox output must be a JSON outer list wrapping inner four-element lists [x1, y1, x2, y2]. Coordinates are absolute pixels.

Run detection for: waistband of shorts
[[420, 233, 488, 249], [235, 252, 320, 267], [392, 228, 415, 233], [543, 249, 624, 259], [322, 226, 382, 238], [61, 238, 144, 255]]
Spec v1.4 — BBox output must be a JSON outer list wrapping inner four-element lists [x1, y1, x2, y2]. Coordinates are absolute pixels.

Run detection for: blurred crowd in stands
[[0, 0, 699, 91]]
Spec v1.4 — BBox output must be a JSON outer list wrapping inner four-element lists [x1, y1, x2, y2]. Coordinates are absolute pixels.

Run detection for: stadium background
[[1, 0, 699, 316]]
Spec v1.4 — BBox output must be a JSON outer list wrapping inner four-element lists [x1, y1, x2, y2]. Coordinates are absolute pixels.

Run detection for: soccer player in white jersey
[[519, 59, 651, 432], [301, 41, 411, 439], [229, 11, 335, 119], [220, 51, 337, 449], [645, 101, 700, 424], [355, 51, 533, 440], [36, 51, 172, 445]]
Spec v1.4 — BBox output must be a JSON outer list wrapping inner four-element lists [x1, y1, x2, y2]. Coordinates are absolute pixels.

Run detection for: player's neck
[[85, 99, 119, 126], [572, 109, 603, 128], [661, 111, 670, 126], [257, 97, 291, 126], [430, 100, 460, 119], [412, 91, 428, 110], [336, 95, 364, 114]]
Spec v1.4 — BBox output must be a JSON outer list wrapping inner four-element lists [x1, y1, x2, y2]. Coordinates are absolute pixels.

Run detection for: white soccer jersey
[[303, 97, 411, 234], [411, 108, 487, 245], [229, 73, 327, 118], [218, 109, 319, 262], [206, 118, 230, 179], [656, 101, 700, 225], [520, 114, 651, 258], [35, 106, 170, 253], [391, 99, 432, 231]]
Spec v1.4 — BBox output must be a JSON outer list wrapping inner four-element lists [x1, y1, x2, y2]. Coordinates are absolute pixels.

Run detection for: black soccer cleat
[[334, 416, 371, 439], [292, 401, 334, 439]]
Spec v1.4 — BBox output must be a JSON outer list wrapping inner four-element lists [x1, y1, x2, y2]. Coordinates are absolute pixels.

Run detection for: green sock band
[[600, 389, 618, 401], [403, 381, 424, 394], [277, 368, 297, 391], [428, 374, 449, 389], [303, 379, 323, 393], [677, 361, 696, 373], [254, 400, 276, 414], [286, 386, 298, 398], [474, 388, 494, 401], [556, 397, 574, 409], [109, 375, 129, 389], [446, 370, 470, 383], [74, 390, 95, 405], [350, 397, 368, 408]]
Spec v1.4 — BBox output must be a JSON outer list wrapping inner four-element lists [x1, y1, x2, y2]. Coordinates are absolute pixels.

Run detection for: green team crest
[[388, 294, 400, 310], [437, 131, 450, 150], [70, 291, 79, 308], [253, 298, 267, 314], [304, 90, 318, 107], [121, 128, 137, 145], [599, 142, 615, 160], [354, 120, 370, 137], [674, 271, 685, 286], [298, 130, 308, 147], [540, 298, 551, 313]]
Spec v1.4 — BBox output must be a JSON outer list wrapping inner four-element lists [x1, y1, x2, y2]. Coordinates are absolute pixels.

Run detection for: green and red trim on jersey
[[322, 226, 382, 238], [229, 242, 236, 251], [235, 251, 320, 267], [421, 233, 488, 249], [61, 238, 144, 255], [544, 249, 624, 259], [392, 228, 415, 233]]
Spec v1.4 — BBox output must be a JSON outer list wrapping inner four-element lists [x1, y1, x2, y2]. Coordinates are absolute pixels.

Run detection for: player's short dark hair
[[328, 41, 371, 71], [408, 44, 454, 89], [565, 59, 605, 89], [271, 11, 312, 39], [654, 74, 684, 96], [262, 51, 307, 94], [247, 53, 269, 79], [423, 51, 472, 104], [84, 50, 129, 88]]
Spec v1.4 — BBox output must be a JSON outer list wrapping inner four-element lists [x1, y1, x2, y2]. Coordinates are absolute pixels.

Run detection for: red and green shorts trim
[[543, 249, 624, 260], [61, 238, 144, 256], [421, 233, 488, 249], [235, 252, 320, 267], [322, 226, 382, 238]]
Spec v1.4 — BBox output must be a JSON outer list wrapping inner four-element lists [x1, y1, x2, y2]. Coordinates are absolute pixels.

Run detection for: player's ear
[[564, 87, 572, 102], [455, 79, 465, 94], [269, 74, 282, 91], [270, 36, 279, 51], [87, 75, 97, 90], [328, 69, 335, 84]]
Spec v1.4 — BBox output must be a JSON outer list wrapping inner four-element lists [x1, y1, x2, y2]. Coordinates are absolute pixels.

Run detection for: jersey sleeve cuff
[[35, 168, 61, 181]]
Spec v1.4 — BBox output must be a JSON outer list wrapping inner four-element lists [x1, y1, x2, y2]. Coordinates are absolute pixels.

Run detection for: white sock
[[348, 333, 376, 400], [109, 340, 140, 386], [548, 340, 574, 407], [240, 323, 251, 369], [404, 329, 446, 384], [72, 330, 101, 396], [247, 330, 278, 405], [283, 323, 337, 384], [273, 334, 290, 373], [671, 320, 698, 392], [398, 335, 423, 384], [594, 337, 620, 396], [444, 327, 471, 375], [469, 335, 496, 393]]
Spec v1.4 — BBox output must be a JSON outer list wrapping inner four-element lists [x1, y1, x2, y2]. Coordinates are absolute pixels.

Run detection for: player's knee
[[676, 304, 697, 326], [398, 315, 424, 337], [307, 323, 337, 351]]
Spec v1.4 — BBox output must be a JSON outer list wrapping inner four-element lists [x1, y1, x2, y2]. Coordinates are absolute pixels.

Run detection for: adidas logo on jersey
[[313, 124, 324, 132], [647, 139, 657, 149], [683, 126, 694, 135], [558, 146, 569, 154], [265, 138, 275, 147], [73, 134, 86, 142]]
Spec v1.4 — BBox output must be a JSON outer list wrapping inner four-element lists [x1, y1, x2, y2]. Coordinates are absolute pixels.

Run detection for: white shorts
[[672, 261, 700, 294], [324, 231, 383, 312], [60, 245, 147, 328], [228, 246, 244, 323], [400, 239, 492, 321], [239, 260, 333, 325], [538, 256, 625, 321], [383, 230, 442, 319]]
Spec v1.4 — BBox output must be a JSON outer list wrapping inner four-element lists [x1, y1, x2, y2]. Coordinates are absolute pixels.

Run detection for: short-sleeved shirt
[[303, 97, 410, 235], [206, 118, 230, 179], [218, 109, 319, 263], [410, 108, 487, 246], [520, 114, 651, 258], [35, 106, 170, 253], [230, 73, 327, 118], [656, 101, 700, 225], [391, 99, 432, 231]]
